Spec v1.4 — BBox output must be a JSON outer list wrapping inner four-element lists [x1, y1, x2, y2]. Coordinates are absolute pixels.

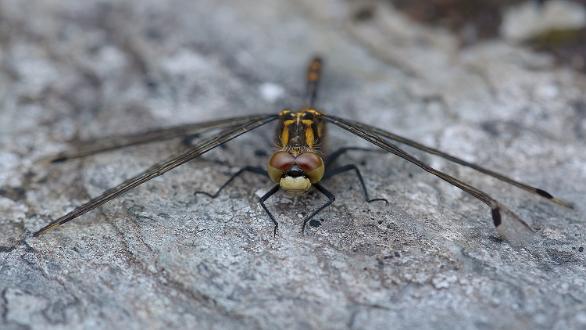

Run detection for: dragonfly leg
[[194, 166, 267, 198], [324, 164, 388, 204], [325, 146, 384, 168], [301, 184, 335, 234], [259, 185, 280, 236]]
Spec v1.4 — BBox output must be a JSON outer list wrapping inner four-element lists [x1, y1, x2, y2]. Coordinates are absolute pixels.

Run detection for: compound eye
[[269, 151, 296, 170], [296, 152, 324, 183], [267, 151, 296, 183]]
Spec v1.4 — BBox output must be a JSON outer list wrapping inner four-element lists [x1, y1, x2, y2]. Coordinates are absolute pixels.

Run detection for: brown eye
[[296, 153, 325, 183], [295, 153, 321, 172], [267, 152, 296, 183], [269, 151, 296, 170]]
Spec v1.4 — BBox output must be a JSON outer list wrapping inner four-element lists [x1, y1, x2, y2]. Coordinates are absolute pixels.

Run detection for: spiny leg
[[301, 184, 335, 234], [324, 164, 388, 204], [195, 166, 267, 198], [259, 185, 280, 236], [305, 56, 323, 109]]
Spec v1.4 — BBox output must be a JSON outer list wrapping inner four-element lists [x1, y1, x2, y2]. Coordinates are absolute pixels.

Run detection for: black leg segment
[[195, 166, 267, 198], [259, 184, 281, 236], [325, 146, 384, 169], [301, 184, 335, 234], [324, 164, 388, 204]]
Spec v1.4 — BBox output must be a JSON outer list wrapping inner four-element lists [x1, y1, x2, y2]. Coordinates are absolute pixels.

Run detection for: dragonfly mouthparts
[[286, 165, 305, 177], [280, 176, 312, 192]]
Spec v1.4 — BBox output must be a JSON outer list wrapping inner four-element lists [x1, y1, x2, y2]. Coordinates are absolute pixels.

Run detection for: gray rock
[[1, 0, 585, 329]]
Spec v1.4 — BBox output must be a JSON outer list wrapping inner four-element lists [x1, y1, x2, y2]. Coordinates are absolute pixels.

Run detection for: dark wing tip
[[535, 189, 554, 199], [50, 156, 68, 163], [491, 207, 502, 227], [33, 154, 68, 165], [492, 206, 537, 245], [535, 188, 574, 209]]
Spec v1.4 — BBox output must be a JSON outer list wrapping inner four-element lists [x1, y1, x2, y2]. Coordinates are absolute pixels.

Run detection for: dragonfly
[[32, 57, 572, 241]]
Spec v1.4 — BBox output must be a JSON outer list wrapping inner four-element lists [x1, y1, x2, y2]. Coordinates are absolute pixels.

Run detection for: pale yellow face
[[279, 176, 312, 192]]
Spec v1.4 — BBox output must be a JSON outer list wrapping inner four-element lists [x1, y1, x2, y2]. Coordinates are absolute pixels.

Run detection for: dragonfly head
[[267, 151, 325, 192]]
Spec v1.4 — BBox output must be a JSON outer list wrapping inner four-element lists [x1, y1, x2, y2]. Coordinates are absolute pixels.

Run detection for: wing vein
[[348, 119, 571, 208], [323, 114, 533, 236], [33, 114, 277, 237], [42, 114, 272, 162]]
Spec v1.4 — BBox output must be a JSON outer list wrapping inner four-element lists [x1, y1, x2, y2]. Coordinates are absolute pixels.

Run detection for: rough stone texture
[[1, 0, 585, 329]]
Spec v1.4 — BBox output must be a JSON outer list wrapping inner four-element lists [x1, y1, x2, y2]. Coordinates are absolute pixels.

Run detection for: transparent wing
[[350, 119, 572, 208], [41, 114, 272, 163], [33, 114, 278, 237], [324, 114, 536, 243]]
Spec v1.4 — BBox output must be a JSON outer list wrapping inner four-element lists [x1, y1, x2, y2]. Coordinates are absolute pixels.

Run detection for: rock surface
[[1, 0, 585, 329]]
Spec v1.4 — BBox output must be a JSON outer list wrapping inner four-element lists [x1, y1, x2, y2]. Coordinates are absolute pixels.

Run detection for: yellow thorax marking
[[280, 119, 294, 145], [302, 119, 315, 148]]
